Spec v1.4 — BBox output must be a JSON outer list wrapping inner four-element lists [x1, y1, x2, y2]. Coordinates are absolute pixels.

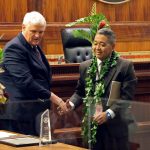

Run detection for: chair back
[[61, 28, 92, 63]]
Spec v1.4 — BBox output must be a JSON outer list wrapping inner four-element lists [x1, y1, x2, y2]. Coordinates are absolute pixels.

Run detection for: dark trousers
[[91, 125, 129, 150]]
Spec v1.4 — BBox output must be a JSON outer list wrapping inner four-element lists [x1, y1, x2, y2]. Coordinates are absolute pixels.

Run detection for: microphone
[[57, 56, 72, 64], [57, 56, 63, 64]]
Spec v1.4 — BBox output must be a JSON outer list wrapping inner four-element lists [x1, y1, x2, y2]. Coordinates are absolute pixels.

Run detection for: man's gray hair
[[97, 28, 116, 44], [23, 11, 46, 27]]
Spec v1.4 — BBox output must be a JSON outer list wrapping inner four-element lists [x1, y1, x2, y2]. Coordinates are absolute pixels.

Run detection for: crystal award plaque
[[93, 104, 103, 117], [39, 109, 52, 146], [89, 103, 103, 118]]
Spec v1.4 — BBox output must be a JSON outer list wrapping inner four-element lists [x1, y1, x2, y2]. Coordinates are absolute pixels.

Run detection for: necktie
[[98, 62, 102, 74], [96, 62, 101, 81], [33, 46, 43, 62]]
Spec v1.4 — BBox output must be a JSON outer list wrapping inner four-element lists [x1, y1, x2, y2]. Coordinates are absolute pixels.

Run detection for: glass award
[[93, 104, 103, 117], [89, 102, 103, 118], [86, 102, 103, 149], [39, 109, 52, 146]]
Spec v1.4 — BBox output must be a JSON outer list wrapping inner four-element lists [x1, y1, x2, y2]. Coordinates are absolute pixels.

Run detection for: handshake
[[57, 99, 73, 115]]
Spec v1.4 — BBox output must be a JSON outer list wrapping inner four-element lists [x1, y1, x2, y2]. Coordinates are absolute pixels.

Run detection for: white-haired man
[[0, 11, 67, 136]]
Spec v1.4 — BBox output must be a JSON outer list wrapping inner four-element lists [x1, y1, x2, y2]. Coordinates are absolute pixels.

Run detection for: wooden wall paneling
[[96, 0, 150, 21], [1, 22, 150, 59], [0, 0, 28, 22], [41, 0, 150, 22], [0, 0, 44, 23], [27, 0, 42, 12], [43, 23, 64, 55], [114, 3, 130, 21], [42, 0, 93, 22], [0, 24, 21, 48], [116, 41, 150, 52], [111, 22, 150, 41], [0, 0, 150, 22], [0, 0, 150, 59], [129, 0, 148, 21], [44, 22, 150, 58], [43, 40, 63, 55], [0, 22, 150, 60]]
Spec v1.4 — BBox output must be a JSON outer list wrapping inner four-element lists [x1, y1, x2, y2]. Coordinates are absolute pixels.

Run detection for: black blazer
[[70, 57, 137, 138], [0, 33, 51, 120]]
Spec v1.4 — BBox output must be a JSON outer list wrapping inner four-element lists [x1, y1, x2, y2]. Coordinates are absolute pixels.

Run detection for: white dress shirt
[[69, 58, 115, 119], [97, 58, 115, 119]]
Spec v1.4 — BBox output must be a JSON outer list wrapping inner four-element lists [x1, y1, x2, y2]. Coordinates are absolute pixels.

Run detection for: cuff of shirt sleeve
[[69, 101, 75, 110], [106, 109, 115, 119]]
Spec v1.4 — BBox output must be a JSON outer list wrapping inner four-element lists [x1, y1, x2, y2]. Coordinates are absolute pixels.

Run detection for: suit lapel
[[18, 33, 47, 68], [103, 66, 117, 89], [30, 49, 43, 66], [31, 49, 50, 76], [37, 48, 51, 77], [18, 32, 50, 79]]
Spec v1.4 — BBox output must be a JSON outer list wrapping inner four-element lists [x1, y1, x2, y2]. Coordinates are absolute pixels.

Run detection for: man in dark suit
[[61, 28, 137, 150], [0, 11, 67, 136]]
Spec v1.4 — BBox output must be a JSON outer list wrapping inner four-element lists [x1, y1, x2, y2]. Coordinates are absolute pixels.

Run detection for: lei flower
[[0, 48, 3, 63], [82, 51, 119, 144], [66, 3, 110, 44]]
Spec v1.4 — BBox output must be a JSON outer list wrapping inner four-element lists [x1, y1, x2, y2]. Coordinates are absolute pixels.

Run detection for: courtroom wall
[[0, 0, 150, 62]]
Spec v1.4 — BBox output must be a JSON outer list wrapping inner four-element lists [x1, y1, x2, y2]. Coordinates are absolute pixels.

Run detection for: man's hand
[[57, 99, 72, 115], [57, 100, 69, 115], [65, 99, 72, 110], [93, 112, 107, 125]]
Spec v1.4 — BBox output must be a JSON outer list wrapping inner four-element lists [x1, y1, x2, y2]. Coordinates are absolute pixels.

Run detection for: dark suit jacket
[[70, 57, 137, 138], [0, 32, 51, 120]]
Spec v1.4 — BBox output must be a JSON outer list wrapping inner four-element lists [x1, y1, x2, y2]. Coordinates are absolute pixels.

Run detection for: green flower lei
[[82, 51, 119, 144], [0, 48, 3, 63]]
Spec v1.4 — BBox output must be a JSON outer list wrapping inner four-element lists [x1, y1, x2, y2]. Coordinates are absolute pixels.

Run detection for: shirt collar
[[97, 58, 102, 66]]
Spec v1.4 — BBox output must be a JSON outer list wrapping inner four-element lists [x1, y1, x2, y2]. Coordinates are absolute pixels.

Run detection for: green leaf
[[72, 30, 93, 43], [0, 48, 3, 63], [65, 13, 110, 44]]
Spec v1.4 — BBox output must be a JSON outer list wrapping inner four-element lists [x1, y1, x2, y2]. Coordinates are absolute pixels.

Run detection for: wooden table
[[0, 142, 87, 150], [0, 130, 87, 150]]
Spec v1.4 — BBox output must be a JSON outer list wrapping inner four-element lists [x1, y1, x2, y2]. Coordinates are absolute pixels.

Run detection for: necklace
[[82, 51, 119, 144]]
